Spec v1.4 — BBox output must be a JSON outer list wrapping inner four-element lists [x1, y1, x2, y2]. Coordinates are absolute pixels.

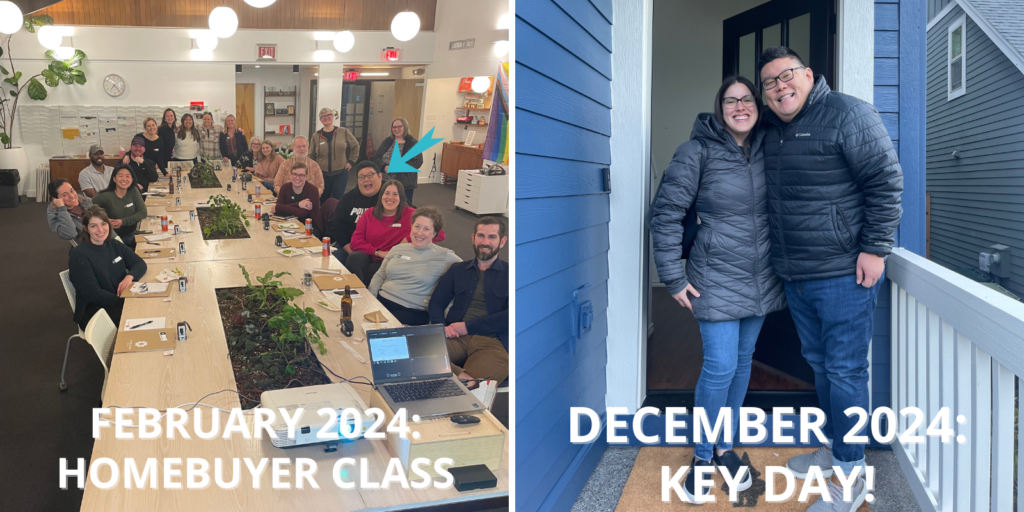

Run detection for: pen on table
[[143, 250, 162, 253], [128, 320, 153, 330]]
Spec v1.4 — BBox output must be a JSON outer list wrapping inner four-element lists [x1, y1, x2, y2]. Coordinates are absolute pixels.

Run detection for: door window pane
[[789, 14, 811, 67], [763, 23, 781, 49], [739, 32, 756, 82]]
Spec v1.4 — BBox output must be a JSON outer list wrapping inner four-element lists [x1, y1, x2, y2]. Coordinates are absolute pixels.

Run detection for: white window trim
[[948, 15, 967, 101]]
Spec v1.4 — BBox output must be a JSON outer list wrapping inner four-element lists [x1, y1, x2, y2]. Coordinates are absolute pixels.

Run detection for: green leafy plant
[[201, 194, 249, 237], [268, 303, 330, 358], [189, 161, 221, 188], [238, 265, 303, 311], [1, 15, 88, 149]]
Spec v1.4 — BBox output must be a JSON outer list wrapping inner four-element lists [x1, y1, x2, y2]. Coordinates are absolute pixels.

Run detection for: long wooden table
[[81, 168, 509, 511]]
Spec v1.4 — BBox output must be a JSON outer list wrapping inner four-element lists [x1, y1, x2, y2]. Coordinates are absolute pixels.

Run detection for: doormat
[[615, 447, 871, 511]]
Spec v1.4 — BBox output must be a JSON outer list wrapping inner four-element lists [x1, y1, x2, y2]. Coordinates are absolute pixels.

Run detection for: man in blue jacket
[[428, 217, 509, 385], [759, 46, 903, 511]]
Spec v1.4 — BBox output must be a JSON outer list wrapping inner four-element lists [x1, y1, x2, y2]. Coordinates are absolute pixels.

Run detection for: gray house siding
[[928, 0, 953, 21], [926, 4, 1024, 297]]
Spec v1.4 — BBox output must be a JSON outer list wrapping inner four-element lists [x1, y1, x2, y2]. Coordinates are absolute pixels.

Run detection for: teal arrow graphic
[[385, 127, 444, 173]]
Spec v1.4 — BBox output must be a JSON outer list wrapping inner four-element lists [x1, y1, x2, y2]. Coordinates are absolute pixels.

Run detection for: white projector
[[260, 383, 373, 449]]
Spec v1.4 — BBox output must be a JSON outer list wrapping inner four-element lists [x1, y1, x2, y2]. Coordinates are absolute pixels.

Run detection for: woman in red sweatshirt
[[348, 179, 445, 284], [274, 162, 323, 238]]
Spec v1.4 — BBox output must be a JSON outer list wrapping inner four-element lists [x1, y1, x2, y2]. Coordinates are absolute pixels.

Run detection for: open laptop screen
[[366, 325, 452, 384]]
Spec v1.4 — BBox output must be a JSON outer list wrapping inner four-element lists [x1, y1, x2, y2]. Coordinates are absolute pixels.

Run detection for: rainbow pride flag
[[483, 62, 509, 164]]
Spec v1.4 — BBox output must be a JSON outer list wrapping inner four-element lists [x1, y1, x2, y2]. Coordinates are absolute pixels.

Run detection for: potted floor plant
[[1, 15, 88, 186]]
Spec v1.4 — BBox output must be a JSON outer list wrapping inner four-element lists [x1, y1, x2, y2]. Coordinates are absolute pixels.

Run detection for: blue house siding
[[516, 0, 612, 510], [925, 4, 1024, 298]]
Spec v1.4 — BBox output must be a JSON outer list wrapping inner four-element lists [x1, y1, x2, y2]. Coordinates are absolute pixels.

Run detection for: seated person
[[47, 178, 94, 241], [274, 162, 323, 238], [348, 180, 445, 285], [77, 144, 113, 198], [92, 164, 148, 248], [237, 137, 260, 175], [253, 141, 284, 194], [428, 217, 509, 384], [69, 206, 148, 329], [368, 207, 461, 326], [122, 136, 159, 193], [274, 136, 325, 196], [330, 161, 383, 265]]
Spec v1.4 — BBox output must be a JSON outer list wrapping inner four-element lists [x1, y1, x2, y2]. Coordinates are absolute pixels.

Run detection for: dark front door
[[340, 82, 372, 161], [722, 0, 835, 88]]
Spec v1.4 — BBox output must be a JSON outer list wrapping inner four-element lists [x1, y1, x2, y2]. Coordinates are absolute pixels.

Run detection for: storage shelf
[[265, 114, 295, 117], [455, 123, 488, 127], [457, 108, 491, 111], [265, 92, 296, 97]]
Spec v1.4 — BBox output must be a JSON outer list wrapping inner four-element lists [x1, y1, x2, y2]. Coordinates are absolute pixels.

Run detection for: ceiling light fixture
[[391, 11, 420, 42], [0, 2, 23, 35], [243, 0, 275, 7], [333, 31, 355, 53], [471, 76, 491, 94], [209, 6, 238, 38], [493, 40, 509, 57], [360, 72, 389, 77], [191, 29, 218, 51], [497, 13, 511, 30], [37, 26, 63, 50], [55, 46, 77, 60]]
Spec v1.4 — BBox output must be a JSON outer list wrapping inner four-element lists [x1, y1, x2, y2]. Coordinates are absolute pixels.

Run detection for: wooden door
[[235, 83, 255, 140], [394, 79, 425, 139]]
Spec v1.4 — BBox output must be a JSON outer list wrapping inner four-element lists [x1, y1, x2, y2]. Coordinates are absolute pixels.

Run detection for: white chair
[[59, 272, 118, 400]]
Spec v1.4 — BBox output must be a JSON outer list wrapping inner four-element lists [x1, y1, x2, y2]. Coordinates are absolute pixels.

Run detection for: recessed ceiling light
[[361, 72, 389, 77]]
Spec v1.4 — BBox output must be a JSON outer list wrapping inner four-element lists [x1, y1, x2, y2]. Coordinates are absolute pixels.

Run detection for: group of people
[[49, 105, 510, 390], [650, 46, 903, 510]]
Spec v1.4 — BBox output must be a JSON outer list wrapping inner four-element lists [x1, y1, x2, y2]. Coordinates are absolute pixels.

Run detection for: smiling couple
[[650, 46, 904, 511]]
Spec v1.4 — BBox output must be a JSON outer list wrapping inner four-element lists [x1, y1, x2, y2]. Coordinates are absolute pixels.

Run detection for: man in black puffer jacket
[[758, 47, 903, 510]]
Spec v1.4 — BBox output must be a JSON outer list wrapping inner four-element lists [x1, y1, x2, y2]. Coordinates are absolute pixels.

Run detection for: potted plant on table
[[0, 14, 88, 183]]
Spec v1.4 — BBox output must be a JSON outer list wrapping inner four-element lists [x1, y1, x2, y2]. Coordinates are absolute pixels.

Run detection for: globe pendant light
[[193, 30, 218, 51], [391, 11, 420, 42], [493, 40, 509, 57], [244, 0, 276, 7], [37, 25, 63, 50], [497, 13, 511, 30], [0, 1, 23, 35], [54, 46, 76, 60], [333, 31, 355, 53], [471, 76, 491, 94], [209, 6, 239, 39]]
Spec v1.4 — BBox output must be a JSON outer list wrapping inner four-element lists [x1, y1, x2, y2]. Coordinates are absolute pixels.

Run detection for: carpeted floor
[[0, 179, 509, 511]]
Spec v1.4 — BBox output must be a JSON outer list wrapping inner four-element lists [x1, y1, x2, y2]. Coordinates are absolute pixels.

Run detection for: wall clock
[[103, 74, 125, 97]]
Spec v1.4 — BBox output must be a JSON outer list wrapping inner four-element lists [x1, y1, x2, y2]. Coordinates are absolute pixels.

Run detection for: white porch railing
[[887, 248, 1023, 512]]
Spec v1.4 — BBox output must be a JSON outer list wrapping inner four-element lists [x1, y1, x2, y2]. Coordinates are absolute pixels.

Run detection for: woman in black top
[[159, 108, 177, 165], [68, 206, 148, 329], [138, 117, 167, 175], [373, 117, 423, 205], [219, 114, 248, 167]]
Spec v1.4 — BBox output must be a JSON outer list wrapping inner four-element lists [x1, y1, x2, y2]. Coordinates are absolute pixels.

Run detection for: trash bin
[[0, 169, 21, 208]]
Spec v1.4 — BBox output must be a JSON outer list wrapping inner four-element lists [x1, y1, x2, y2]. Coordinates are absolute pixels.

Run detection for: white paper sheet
[[130, 282, 169, 294], [124, 317, 167, 330]]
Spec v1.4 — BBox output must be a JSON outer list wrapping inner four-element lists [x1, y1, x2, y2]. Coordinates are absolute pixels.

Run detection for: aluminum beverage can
[[242, 181, 247, 190], [323, 237, 331, 257], [302, 271, 313, 287], [189, 210, 195, 221], [161, 216, 168, 232], [174, 224, 180, 235], [255, 185, 261, 196], [176, 197, 181, 206], [178, 276, 187, 292], [255, 204, 262, 220], [247, 194, 252, 203], [179, 241, 185, 254], [305, 218, 312, 236], [227, 184, 231, 191]]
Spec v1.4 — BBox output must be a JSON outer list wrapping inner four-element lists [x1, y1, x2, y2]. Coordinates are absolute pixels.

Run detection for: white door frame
[[605, 0, 874, 413]]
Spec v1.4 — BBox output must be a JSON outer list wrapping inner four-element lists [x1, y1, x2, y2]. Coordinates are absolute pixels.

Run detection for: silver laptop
[[366, 324, 485, 417]]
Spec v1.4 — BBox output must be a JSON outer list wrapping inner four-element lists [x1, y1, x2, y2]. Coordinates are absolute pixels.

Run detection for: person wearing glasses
[[650, 75, 785, 503], [756, 47, 903, 511], [373, 117, 423, 205], [311, 108, 360, 202], [330, 161, 384, 265], [274, 161, 323, 238]]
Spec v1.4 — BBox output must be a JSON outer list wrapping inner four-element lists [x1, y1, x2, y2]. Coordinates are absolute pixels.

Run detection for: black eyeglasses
[[357, 173, 378, 181], [761, 66, 806, 90], [722, 95, 756, 108]]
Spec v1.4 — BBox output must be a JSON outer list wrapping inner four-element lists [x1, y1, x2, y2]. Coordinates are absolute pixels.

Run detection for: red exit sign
[[383, 48, 400, 61], [346, 71, 359, 81], [257, 44, 277, 60]]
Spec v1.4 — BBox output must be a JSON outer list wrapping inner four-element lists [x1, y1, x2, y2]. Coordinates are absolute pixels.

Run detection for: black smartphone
[[137, 230, 153, 235]]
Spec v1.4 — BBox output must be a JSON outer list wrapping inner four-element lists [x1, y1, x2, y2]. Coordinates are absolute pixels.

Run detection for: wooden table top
[[82, 168, 508, 511]]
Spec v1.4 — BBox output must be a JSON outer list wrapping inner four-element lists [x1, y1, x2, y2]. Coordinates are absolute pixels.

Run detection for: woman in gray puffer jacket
[[649, 76, 785, 502]]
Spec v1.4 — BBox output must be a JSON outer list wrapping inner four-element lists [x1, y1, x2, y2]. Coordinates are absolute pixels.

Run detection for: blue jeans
[[784, 272, 884, 475], [333, 248, 349, 266], [405, 187, 415, 207], [321, 170, 349, 202], [261, 180, 275, 195], [693, 315, 766, 461]]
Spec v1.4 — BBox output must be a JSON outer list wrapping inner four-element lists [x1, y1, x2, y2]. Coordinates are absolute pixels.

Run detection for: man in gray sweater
[[46, 178, 94, 241]]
